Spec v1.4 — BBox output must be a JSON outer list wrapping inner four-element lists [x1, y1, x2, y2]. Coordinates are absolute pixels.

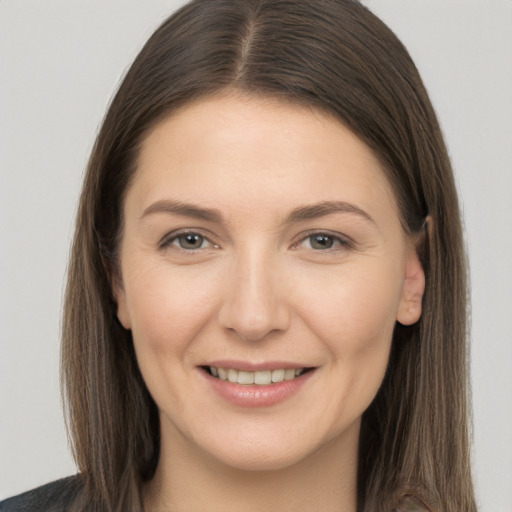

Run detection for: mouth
[[201, 366, 314, 386]]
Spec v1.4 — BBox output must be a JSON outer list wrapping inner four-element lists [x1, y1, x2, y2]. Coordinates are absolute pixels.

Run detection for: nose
[[217, 248, 291, 342]]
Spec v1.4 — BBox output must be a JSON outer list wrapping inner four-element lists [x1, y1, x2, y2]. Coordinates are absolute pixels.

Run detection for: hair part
[[61, 1, 476, 510]]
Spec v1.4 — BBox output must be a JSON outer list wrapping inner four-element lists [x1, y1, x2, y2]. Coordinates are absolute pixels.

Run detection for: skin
[[114, 93, 425, 512]]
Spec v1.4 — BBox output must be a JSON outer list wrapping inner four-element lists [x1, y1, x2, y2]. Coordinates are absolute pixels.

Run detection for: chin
[[209, 444, 311, 473], [193, 420, 355, 474]]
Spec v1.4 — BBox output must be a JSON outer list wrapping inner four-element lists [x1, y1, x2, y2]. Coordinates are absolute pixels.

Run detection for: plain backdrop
[[1, 1, 511, 509]]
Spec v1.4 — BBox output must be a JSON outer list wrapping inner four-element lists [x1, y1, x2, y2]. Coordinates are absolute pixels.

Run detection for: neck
[[144, 419, 360, 512]]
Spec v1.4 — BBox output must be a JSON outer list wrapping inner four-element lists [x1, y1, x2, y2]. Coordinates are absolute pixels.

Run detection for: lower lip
[[200, 369, 315, 408]]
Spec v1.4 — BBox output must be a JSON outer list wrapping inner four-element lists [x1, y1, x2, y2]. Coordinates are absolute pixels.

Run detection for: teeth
[[209, 366, 307, 385], [254, 370, 272, 385], [284, 369, 295, 380], [237, 371, 254, 385], [271, 368, 285, 383]]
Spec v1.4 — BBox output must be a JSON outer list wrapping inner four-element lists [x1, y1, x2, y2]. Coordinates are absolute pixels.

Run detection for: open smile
[[203, 366, 314, 385], [199, 364, 317, 407]]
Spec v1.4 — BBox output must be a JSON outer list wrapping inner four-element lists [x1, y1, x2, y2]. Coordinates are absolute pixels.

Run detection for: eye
[[161, 231, 216, 251], [297, 232, 351, 251], [174, 233, 208, 250], [308, 234, 337, 250]]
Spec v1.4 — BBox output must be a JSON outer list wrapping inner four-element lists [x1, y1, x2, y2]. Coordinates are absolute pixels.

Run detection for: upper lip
[[202, 360, 314, 371]]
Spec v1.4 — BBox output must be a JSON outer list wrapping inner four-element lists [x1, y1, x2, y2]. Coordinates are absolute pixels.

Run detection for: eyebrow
[[285, 200, 376, 226], [141, 199, 375, 226], [141, 199, 223, 223]]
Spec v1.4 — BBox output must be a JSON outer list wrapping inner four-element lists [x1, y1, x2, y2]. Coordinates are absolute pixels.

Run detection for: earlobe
[[112, 275, 132, 330], [397, 247, 426, 326]]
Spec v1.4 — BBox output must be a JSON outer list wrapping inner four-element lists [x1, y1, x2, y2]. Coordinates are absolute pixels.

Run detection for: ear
[[397, 243, 426, 326], [112, 272, 132, 330]]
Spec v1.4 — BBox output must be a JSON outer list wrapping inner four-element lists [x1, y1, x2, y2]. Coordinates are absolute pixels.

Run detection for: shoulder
[[0, 475, 84, 512]]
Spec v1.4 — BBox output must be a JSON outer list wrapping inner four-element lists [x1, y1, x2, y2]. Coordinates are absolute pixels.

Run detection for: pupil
[[311, 235, 333, 249], [180, 234, 203, 249]]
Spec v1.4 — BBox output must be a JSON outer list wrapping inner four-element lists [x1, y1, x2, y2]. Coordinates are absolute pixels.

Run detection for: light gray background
[[1, 1, 511, 509]]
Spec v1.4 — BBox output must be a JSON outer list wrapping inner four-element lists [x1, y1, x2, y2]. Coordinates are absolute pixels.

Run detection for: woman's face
[[115, 94, 424, 471]]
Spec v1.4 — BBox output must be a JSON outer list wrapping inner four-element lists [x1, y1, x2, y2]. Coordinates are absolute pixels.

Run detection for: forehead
[[129, 93, 399, 227]]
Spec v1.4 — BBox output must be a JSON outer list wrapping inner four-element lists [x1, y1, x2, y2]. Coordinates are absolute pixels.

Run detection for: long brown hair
[[61, 1, 476, 510]]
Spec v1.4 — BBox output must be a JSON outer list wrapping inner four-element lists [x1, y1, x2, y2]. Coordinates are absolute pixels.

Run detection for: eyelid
[[292, 230, 355, 251], [159, 228, 219, 251]]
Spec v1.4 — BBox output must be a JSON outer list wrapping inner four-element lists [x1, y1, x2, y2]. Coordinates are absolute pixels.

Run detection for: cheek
[[300, 263, 402, 346], [123, 261, 221, 370], [123, 262, 225, 419], [296, 262, 402, 402]]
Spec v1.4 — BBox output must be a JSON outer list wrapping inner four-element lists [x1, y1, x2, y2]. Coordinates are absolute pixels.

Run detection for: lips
[[199, 362, 316, 407]]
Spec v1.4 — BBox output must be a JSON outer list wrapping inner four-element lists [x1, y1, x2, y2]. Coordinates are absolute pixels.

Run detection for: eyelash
[[160, 230, 353, 253], [160, 230, 218, 252], [292, 231, 353, 252]]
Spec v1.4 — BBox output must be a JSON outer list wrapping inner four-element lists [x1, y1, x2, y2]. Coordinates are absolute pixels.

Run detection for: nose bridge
[[218, 242, 290, 341]]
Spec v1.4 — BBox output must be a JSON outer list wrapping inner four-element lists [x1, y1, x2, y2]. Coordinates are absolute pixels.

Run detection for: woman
[[0, 0, 477, 511]]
